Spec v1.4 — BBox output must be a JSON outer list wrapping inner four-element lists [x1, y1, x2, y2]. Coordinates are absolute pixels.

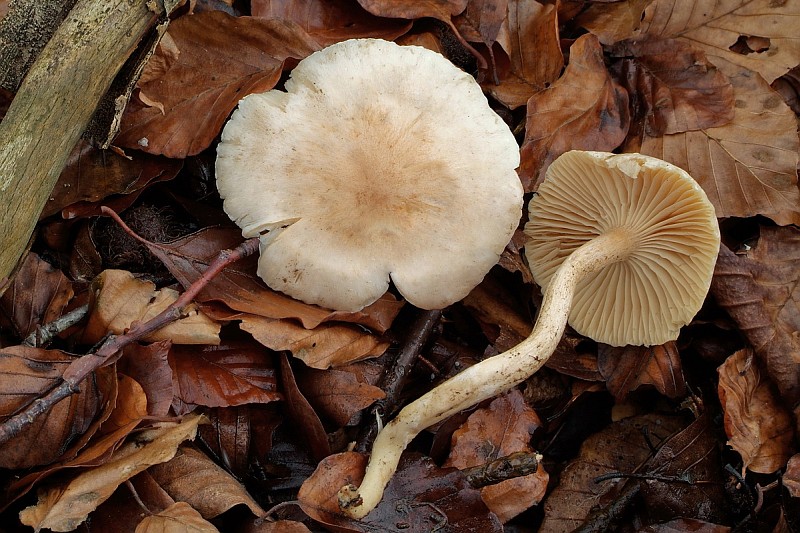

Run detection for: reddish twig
[[0, 207, 259, 445]]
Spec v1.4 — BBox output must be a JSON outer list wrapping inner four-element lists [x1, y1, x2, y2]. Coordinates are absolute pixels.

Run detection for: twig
[[0, 208, 259, 445], [355, 309, 442, 454], [462, 451, 542, 489], [23, 304, 89, 347]]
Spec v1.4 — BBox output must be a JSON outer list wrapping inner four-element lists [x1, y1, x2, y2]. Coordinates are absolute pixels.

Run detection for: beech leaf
[[135, 502, 219, 533], [718, 349, 794, 473], [519, 33, 630, 191], [598, 342, 686, 400], [638, 59, 800, 225]]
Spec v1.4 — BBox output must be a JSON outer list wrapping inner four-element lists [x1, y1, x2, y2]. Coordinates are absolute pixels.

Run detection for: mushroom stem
[[339, 228, 637, 518]]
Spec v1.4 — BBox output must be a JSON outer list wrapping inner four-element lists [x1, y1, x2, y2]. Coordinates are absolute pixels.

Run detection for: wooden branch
[[0, 0, 165, 286]]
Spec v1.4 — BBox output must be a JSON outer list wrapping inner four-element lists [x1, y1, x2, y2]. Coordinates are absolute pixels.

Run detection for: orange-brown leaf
[[446, 390, 547, 522], [718, 349, 794, 473], [576, 0, 653, 45], [598, 342, 686, 400], [136, 502, 219, 533], [519, 33, 629, 191], [296, 365, 385, 427], [115, 11, 320, 158]]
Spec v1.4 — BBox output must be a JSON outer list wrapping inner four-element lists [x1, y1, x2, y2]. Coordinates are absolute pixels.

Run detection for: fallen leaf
[[80, 269, 221, 345], [634, 0, 800, 83], [639, 518, 731, 532], [169, 341, 281, 408], [445, 390, 547, 522], [539, 413, 685, 532], [118, 341, 174, 416], [519, 33, 630, 191], [102, 373, 149, 437], [87, 472, 176, 532], [298, 452, 503, 532], [453, 0, 508, 47], [242, 520, 312, 533], [295, 365, 385, 427], [115, 11, 320, 157], [637, 60, 800, 225], [598, 342, 686, 400], [711, 237, 800, 406], [482, 0, 563, 109], [576, 0, 653, 45], [784, 454, 800, 498], [143, 226, 403, 331], [18, 413, 204, 532], [610, 37, 735, 135], [463, 270, 532, 352], [0, 252, 73, 339], [0, 346, 109, 469], [279, 354, 331, 461], [42, 140, 181, 219], [136, 502, 219, 533], [718, 349, 794, 473], [241, 314, 389, 369], [148, 445, 265, 519], [252, 0, 412, 45]]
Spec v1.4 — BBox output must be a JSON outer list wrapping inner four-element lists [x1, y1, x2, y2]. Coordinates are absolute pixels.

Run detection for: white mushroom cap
[[524, 151, 720, 347], [216, 38, 523, 312]]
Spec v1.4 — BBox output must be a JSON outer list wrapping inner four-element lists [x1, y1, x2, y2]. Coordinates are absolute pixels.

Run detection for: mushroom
[[338, 150, 720, 518], [216, 38, 524, 312]]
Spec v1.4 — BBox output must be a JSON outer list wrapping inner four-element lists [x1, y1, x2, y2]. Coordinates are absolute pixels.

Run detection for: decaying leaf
[[0, 252, 73, 339], [482, 0, 563, 109], [453, 0, 508, 48], [169, 342, 281, 408], [0, 346, 111, 469], [81, 269, 221, 345], [634, 0, 800, 83], [638, 60, 800, 225], [712, 236, 800, 406], [19, 413, 205, 532], [295, 365, 385, 427], [576, 0, 653, 45], [252, 0, 412, 45], [136, 502, 219, 533], [598, 342, 686, 400], [298, 451, 503, 532], [519, 33, 629, 190], [540, 413, 685, 532], [115, 11, 320, 158], [241, 314, 389, 369], [118, 341, 174, 417], [148, 445, 265, 519], [785, 454, 800, 498], [279, 354, 331, 461], [610, 37, 735, 136], [445, 390, 548, 522], [718, 349, 794, 473]]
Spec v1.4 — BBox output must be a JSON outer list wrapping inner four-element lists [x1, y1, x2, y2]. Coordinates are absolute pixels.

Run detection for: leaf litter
[[0, 1, 798, 531]]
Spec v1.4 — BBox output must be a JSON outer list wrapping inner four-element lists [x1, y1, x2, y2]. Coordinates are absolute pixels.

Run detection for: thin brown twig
[[0, 207, 259, 445]]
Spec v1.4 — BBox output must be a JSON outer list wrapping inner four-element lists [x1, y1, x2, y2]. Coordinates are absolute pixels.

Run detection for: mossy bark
[[0, 0, 164, 287]]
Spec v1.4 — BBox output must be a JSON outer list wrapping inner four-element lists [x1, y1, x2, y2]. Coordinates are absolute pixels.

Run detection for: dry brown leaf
[[540, 413, 685, 532], [149, 445, 264, 519], [81, 269, 220, 345], [482, 0, 563, 109], [279, 354, 331, 461], [639, 518, 731, 532], [445, 390, 547, 522], [243, 520, 312, 533], [136, 502, 219, 533], [356, 0, 468, 21], [115, 11, 320, 158], [711, 235, 800, 406], [785, 454, 800, 498], [718, 349, 794, 473], [241, 314, 389, 369], [610, 37, 735, 135], [118, 341, 174, 417], [144, 226, 403, 332], [86, 472, 176, 532], [296, 365, 385, 427], [638, 59, 800, 225], [576, 0, 653, 45], [453, 0, 508, 46], [0, 252, 73, 339], [169, 342, 280, 408], [0, 346, 109, 469], [43, 141, 182, 219], [634, 0, 800, 83], [519, 33, 630, 191], [18, 414, 204, 532], [598, 342, 686, 400], [252, 0, 412, 45], [103, 374, 149, 437]]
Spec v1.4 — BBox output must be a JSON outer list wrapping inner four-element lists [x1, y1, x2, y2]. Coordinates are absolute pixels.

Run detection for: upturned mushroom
[[338, 150, 720, 518], [216, 38, 524, 312]]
